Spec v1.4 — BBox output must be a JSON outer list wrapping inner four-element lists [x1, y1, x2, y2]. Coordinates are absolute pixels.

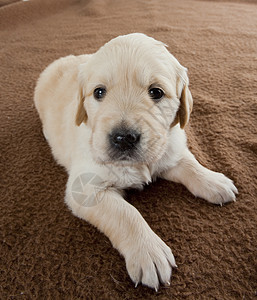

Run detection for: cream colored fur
[[34, 33, 238, 290]]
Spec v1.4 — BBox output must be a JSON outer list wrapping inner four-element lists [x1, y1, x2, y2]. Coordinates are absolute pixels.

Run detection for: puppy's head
[[76, 33, 193, 165]]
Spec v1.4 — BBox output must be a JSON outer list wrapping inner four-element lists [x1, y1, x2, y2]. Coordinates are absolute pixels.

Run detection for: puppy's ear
[[75, 86, 88, 126], [76, 62, 89, 126], [171, 70, 193, 129], [177, 83, 193, 129]]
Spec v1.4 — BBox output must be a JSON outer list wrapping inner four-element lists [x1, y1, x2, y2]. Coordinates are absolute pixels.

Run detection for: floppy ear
[[171, 75, 193, 129], [75, 85, 88, 126], [177, 83, 193, 129]]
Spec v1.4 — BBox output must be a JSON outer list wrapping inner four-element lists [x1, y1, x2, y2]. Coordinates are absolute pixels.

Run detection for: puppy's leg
[[161, 149, 238, 205], [65, 171, 176, 290]]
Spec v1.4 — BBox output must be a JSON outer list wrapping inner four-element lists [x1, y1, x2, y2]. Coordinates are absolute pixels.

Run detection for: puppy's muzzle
[[109, 127, 141, 151]]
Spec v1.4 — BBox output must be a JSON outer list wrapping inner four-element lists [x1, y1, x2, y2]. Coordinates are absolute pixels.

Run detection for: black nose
[[109, 128, 141, 151]]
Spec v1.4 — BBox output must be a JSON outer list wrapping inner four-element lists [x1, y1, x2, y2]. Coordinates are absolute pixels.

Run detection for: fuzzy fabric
[[0, 0, 256, 298]]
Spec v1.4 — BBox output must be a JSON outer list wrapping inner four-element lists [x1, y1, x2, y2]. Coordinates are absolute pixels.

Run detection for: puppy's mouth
[[108, 147, 143, 162]]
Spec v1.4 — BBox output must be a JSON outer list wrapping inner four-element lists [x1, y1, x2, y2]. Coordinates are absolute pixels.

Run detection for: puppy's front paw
[[201, 172, 238, 205], [125, 232, 176, 291]]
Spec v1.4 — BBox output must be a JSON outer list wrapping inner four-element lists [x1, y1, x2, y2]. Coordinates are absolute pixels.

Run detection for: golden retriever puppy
[[34, 33, 238, 290]]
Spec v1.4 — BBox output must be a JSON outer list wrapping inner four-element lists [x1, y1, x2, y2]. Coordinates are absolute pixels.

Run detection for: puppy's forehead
[[87, 34, 177, 89]]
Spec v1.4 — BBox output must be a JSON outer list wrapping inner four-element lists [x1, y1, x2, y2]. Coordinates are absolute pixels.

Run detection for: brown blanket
[[1, 0, 256, 298]]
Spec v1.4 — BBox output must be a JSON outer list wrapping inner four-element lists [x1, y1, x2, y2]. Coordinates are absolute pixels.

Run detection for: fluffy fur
[[34, 33, 238, 290]]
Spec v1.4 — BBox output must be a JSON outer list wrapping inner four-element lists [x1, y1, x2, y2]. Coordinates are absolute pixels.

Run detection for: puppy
[[34, 33, 238, 290]]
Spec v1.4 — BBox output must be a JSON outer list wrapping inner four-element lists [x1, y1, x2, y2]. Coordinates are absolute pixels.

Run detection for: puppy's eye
[[93, 87, 106, 100], [149, 88, 164, 101]]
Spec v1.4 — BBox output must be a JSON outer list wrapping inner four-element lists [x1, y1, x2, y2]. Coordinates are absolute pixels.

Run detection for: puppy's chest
[[105, 164, 153, 190], [104, 151, 177, 190]]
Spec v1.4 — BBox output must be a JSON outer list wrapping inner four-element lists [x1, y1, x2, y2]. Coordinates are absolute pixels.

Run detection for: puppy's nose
[[110, 128, 141, 151]]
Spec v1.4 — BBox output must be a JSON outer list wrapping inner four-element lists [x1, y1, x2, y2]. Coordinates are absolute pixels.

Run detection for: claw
[[165, 281, 170, 286], [135, 282, 138, 288], [155, 287, 158, 292]]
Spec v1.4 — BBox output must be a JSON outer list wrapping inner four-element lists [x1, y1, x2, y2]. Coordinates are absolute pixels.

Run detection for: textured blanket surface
[[0, 0, 256, 298]]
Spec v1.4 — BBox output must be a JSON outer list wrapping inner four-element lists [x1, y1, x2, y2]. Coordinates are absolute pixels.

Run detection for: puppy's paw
[[200, 172, 238, 205], [125, 232, 176, 291]]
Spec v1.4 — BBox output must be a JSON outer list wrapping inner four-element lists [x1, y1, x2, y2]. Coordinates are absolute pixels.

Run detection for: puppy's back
[[34, 54, 90, 123], [34, 54, 91, 169]]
